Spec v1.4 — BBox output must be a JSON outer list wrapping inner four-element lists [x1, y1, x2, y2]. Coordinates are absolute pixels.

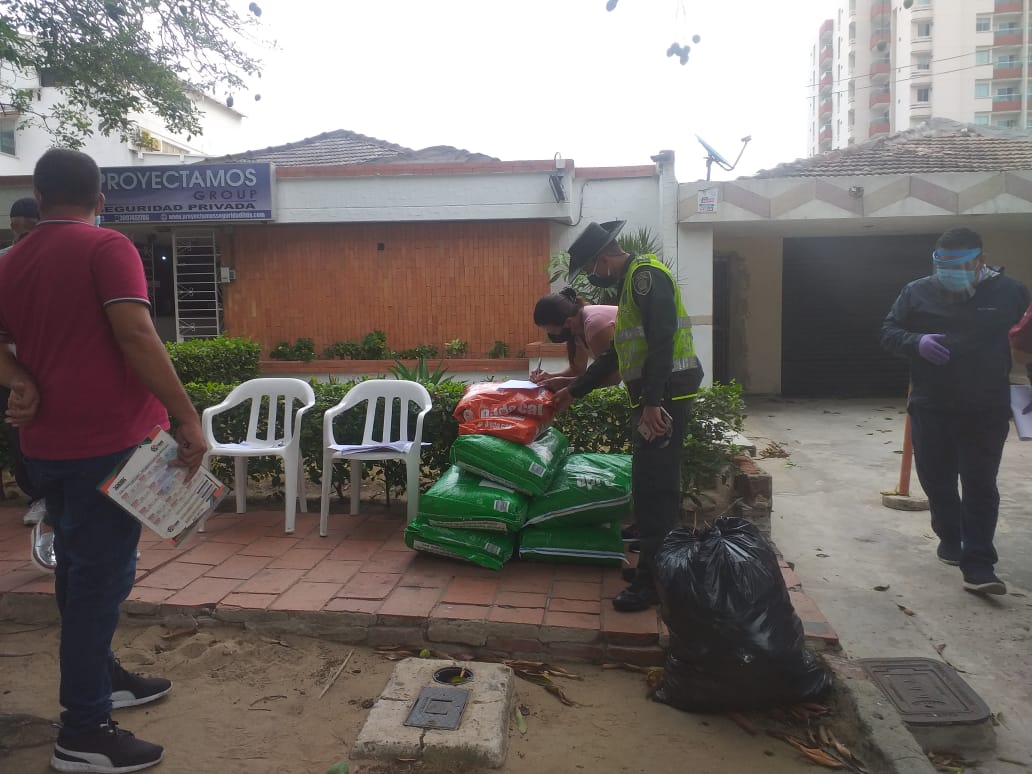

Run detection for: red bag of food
[[453, 383, 555, 425], [458, 416, 548, 445]]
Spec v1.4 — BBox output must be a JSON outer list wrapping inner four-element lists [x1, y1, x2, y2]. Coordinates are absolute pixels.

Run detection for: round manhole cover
[[433, 666, 473, 686]]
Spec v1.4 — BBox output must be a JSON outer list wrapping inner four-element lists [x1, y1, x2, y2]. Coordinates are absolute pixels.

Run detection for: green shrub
[[323, 340, 363, 360], [444, 338, 468, 358], [359, 330, 390, 360], [389, 358, 456, 386], [155, 379, 746, 508], [487, 340, 509, 359], [395, 343, 439, 360], [166, 337, 260, 384], [269, 338, 316, 362]]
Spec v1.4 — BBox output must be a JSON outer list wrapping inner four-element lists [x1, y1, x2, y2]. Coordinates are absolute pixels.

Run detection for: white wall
[[0, 64, 243, 174], [548, 175, 660, 258], [677, 225, 714, 388]]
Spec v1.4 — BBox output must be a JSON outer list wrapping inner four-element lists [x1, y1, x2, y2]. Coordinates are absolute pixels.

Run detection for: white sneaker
[[23, 499, 45, 526]]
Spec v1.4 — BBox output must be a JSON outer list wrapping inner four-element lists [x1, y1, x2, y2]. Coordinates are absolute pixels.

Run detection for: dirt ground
[[0, 620, 838, 774]]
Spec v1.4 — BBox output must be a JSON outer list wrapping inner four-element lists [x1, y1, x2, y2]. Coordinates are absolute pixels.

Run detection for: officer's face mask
[[932, 248, 982, 294], [586, 255, 618, 288]]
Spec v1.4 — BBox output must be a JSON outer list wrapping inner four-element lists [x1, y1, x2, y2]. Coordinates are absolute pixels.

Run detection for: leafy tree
[[0, 0, 265, 148]]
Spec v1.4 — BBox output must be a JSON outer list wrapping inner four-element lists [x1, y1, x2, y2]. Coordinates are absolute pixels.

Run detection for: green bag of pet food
[[405, 518, 515, 571], [419, 465, 528, 533], [450, 426, 569, 496], [518, 522, 625, 567], [524, 453, 633, 528]]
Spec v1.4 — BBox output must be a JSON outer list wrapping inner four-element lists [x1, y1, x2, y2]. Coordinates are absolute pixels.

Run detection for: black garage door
[[781, 234, 937, 397]]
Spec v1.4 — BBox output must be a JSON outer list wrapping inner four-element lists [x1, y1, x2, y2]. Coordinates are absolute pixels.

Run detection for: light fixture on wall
[[848, 186, 864, 198], [549, 173, 568, 203]]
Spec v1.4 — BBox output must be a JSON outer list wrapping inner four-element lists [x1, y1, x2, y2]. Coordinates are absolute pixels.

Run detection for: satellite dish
[[696, 134, 753, 180], [696, 136, 730, 167]]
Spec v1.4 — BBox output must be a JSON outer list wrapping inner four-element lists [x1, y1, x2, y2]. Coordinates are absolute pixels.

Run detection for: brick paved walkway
[[0, 503, 836, 661]]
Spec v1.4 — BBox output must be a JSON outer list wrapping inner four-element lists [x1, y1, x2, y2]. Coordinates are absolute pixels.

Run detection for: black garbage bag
[[653, 517, 832, 712]]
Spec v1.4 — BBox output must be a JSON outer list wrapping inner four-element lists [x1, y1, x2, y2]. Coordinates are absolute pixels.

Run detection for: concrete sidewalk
[[746, 397, 1032, 773]]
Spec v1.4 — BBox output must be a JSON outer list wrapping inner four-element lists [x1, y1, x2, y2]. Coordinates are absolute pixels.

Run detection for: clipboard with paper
[[99, 426, 227, 544]]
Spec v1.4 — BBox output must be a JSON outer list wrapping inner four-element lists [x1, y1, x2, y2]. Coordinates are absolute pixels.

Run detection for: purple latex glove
[[917, 334, 950, 365]]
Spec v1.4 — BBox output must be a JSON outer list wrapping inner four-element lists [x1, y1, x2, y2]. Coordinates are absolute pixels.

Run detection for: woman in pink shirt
[[531, 288, 620, 391]]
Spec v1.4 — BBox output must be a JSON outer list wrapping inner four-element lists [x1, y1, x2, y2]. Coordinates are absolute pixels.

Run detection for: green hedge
[[166, 337, 261, 384], [0, 376, 745, 506]]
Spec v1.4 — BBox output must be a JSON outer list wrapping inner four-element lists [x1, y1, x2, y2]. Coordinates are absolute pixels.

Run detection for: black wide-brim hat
[[567, 220, 626, 279]]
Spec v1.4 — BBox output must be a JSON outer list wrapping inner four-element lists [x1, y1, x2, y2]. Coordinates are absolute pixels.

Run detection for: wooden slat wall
[[223, 221, 551, 357]]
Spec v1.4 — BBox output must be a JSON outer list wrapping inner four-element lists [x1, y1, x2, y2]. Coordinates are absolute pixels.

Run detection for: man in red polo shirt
[[0, 148, 206, 773]]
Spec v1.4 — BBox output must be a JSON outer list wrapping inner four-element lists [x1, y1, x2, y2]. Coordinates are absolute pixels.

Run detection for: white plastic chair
[[320, 379, 432, 536], [199, 377, 316, 534]]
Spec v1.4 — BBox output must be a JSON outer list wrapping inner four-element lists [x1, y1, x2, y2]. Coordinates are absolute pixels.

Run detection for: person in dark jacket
[[881, 227, 1030, 595], [552, 221, 704, 612]]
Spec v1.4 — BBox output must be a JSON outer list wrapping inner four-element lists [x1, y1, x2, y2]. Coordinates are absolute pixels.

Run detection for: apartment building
[[808, 0, 1032, 155]]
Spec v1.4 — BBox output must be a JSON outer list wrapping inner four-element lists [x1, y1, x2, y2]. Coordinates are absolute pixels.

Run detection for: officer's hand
[[552, 388, 573, 414], [639, 405, 672, 437]]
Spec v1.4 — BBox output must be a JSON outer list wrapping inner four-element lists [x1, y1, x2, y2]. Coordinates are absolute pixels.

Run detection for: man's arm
[[880, 286, 922, 358], [636, 267, 677, 406], [105, 301, 205, 475], [568, 344, 618, 399]]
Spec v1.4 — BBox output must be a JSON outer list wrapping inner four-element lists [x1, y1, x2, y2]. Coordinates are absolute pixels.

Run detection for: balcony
[[911, 102, 933, 117], [870, 0, 890, 20], [871, 30, 891, 51], [995, 0, 1023, 12], [870, 119, 891, 135], [820, 18, 834, 41], [820, 46, 834, 66], [819, 100, 833, 120], [870, 90, 891, 108], [994, 63, 1023, 79], [993, 96, 1021, 111], [820, 72, 833, 92], [819, 126, 833, 142], [870, 60, 891, 81], [995, 29, 1024, 46], [910, 1, 933, 18]]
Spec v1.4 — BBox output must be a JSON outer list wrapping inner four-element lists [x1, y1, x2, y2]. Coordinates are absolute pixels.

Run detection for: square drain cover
[[403, 686, 469, 731], [860, 657, 990, 726]]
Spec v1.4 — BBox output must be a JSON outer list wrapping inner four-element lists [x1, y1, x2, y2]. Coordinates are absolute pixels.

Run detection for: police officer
[[553, 221, 703, 612]]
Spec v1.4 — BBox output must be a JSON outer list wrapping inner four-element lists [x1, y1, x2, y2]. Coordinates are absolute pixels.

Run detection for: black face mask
[[548, 329, 573, 343], [587, 272, 618, 288]]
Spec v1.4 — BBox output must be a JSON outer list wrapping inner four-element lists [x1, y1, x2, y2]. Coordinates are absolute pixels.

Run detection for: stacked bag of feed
[[405, 383, 634, 570], [405, 385, 566, 570], [518, 453, 632, 567]]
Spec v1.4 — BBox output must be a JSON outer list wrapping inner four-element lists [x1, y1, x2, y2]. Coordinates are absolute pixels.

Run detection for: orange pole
[[897, 413, 914, 497]]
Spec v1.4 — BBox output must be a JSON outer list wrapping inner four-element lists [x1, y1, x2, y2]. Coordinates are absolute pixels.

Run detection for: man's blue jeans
[[26, 447, 139, 736]]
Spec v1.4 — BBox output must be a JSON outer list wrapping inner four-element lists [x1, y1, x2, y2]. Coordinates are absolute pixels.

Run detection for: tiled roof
[[751, 118, 1032, 179], [205, 129, 496, 167]]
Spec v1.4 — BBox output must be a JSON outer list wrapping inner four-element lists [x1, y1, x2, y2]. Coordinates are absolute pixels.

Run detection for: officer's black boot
[[612, 565, 659, 612]]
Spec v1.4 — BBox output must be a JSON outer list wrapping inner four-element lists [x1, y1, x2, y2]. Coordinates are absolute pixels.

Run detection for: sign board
[[100, 163, 274, 224], [697, 187, 718, 214]]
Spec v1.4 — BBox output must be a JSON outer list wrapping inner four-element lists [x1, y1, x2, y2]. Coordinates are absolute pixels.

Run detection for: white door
[[173, 231, 222, 341]]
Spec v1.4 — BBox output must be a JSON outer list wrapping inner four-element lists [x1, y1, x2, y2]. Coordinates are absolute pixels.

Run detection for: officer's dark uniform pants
[[908, 405, 1010, 573], [630, 398, 691, 587]]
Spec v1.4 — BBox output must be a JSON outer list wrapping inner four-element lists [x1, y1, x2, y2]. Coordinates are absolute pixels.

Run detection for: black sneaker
[[612, 583, 659, 612], [962, 568, 1007, 596], [51, 720, 163, 773], [936, 542, 962, 566], [110, 660, 172, 709]]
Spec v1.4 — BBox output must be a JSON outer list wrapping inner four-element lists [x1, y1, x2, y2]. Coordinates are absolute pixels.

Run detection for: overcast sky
[[235, 0, 830, 181]]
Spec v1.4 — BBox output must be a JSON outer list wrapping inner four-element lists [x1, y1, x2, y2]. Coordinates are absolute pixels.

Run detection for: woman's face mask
[[932, 248, 982, 293], [547, 329, 572, 344]]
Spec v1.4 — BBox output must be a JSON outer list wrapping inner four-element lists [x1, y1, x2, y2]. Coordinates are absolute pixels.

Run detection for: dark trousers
[[630, 398, 691, 584], [0, 386, 40, 502], [908, 406, 1010, 572], [26, 447, 140, 735]]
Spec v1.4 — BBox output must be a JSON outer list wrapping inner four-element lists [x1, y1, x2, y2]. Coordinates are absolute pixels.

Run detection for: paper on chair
[[1010, 385, 1032, 441], [100, 427, 227, 544], [331, 441, 425, 454]]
